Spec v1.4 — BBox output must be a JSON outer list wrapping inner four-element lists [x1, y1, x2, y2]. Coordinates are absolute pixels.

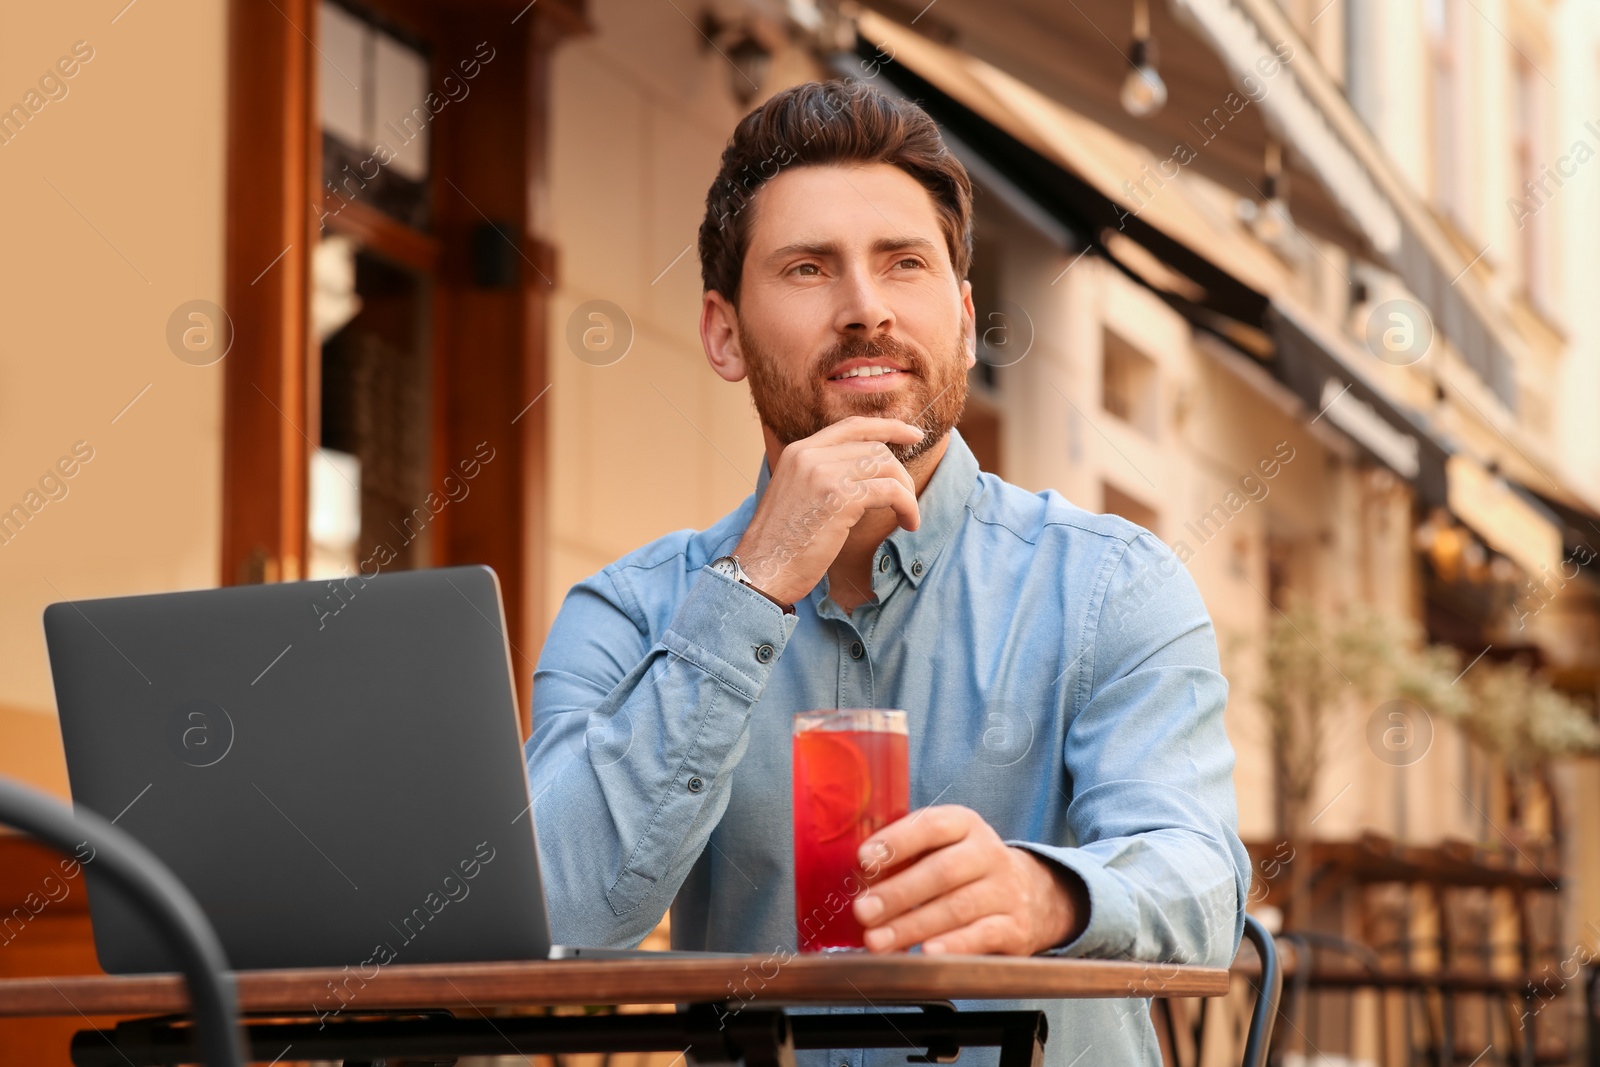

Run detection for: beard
[[739, 321, 970, 466]]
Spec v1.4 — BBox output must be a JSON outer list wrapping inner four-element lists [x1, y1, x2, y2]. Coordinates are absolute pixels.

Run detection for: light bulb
[[1120, 39, 1167, 117], [1253, 200, 1288, 244]]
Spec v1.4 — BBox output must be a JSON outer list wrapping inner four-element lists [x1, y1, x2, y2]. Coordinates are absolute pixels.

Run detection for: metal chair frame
[[1240, 913, 1282, 1067], [1153, 912, 1281, 1067], [0, 775, 246, 1067]]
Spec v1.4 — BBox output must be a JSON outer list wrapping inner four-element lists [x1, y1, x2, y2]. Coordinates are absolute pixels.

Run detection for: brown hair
[[697, 79, 974, 305]]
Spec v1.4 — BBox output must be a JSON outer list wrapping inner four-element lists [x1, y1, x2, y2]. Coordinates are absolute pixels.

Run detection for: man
[[528, 79, 1249, 1064]]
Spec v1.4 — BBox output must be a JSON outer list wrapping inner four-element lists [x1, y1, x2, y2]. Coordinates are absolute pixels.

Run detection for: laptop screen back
[[43, 565, 551, 973]]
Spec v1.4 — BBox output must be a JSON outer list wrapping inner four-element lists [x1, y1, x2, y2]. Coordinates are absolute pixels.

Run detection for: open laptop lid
[[43, 565, 551, 973]]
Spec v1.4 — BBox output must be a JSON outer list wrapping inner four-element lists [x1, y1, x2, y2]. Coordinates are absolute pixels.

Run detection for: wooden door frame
[[222, 0, 315, 590], [221, 0, 584, 733]]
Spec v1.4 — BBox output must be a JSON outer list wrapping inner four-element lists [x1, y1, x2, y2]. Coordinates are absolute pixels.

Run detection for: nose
[[832, 262, 894, 338]]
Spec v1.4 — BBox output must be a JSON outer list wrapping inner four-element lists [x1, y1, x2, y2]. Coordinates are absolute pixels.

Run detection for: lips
[[825, 350, 914, 381], [827, 364, 908, 384], [829, 364, 903, 381]]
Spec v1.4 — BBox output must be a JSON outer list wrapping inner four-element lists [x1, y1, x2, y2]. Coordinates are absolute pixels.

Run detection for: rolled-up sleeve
[[1007, 532, 1250, 967], [527, 559, 796, 948]]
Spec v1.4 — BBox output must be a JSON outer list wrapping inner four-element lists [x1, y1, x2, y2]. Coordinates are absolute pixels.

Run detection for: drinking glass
[[792, 709, 909, 952]]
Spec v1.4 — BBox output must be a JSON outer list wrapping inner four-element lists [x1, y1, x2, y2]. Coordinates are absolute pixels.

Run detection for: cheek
[[745, 304, 825, 375], [905, 300, 968, 367], [899, 280, 964, 333]]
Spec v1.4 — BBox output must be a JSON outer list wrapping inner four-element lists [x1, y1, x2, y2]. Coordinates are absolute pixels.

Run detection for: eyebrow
[[765, 235, 940, 262]]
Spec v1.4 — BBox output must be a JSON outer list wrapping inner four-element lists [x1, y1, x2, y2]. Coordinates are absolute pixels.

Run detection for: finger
[[810, 461, 917, 529], [860, 445, 916, 496], [923, 914, 1030, 957], [860, 878, 1014, 953], [811, 415, 927, 447], [841, 477, 920, 531], [809, 441, 914, 495], [840, 439, 915, 488], [859, 805, 976, 873], [854, 838, 987, 928]]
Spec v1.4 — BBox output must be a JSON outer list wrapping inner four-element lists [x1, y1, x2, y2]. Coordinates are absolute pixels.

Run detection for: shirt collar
[[752, 427, 979, 589]]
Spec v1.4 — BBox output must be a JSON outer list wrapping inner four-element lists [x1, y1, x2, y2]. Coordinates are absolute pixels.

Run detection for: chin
[[827, 395, 918, 425], [889, 432, 943, 466]]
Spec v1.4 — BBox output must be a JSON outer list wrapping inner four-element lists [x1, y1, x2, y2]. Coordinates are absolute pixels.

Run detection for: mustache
[[817, 335, 923, 379]]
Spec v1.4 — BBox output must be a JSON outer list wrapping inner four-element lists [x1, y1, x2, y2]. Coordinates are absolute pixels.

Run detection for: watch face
[[709, 556, 738, 577]]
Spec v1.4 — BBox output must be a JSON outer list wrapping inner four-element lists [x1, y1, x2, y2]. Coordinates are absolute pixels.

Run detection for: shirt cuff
[[658, 566, 799, 702], [1005, 840, 1138, 958]]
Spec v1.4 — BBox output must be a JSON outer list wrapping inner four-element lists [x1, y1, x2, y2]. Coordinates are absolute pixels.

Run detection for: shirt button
[[687, 775, 704, 793], [910, 559, 924, 577], [755, 643, 775, 664], [878, 555, 891, 573], [849, 640, 863, 659]]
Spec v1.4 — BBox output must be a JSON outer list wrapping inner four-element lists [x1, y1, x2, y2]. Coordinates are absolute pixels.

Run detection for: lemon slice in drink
[[803, 733, 872, 842]]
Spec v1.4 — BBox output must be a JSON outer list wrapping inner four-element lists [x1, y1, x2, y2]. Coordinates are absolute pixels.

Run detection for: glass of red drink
[[792, 708, 909, 952]]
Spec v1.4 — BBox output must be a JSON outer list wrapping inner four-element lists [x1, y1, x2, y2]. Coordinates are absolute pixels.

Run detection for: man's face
[[730, 163, 975, 464]]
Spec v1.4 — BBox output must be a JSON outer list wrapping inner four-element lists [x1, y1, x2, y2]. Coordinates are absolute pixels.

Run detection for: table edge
[[0, 956, 1233, 1018]]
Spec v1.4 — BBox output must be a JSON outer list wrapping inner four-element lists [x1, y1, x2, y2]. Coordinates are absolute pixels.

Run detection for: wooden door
[[221, 0, 584, 734]]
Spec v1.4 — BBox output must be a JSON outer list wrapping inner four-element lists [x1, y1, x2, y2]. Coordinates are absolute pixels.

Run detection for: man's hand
[[733, 416, 925, 606], [851, 805, 1089, 956]]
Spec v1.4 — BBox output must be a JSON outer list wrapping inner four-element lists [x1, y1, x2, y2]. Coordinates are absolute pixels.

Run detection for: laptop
[[43, 565, 728, 972]]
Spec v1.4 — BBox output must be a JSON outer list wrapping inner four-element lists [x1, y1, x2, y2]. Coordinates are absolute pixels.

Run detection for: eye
[[790, 263, 821, 277], [892, 256, 925, 270]]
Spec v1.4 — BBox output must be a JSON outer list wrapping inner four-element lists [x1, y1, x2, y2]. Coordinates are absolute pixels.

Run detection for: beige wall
[[1551, 0, 1600, 497], [0, 1, 227, 796]]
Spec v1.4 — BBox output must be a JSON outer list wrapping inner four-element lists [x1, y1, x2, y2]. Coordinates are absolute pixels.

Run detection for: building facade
[[1, 0, 1598, 1062]]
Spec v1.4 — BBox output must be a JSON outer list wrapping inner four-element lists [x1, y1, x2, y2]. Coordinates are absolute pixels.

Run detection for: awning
[[856, 0, 1521, 409], [1446, 456, 1564, 579], [1517, 484, 1600, 575], [1266, 302, 1450, 509], [848, 16, 1456, 505]]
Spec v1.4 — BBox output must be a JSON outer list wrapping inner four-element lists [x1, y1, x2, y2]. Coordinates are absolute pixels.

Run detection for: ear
[[960, 278, 977, 370], [701, 290, 747, 383]]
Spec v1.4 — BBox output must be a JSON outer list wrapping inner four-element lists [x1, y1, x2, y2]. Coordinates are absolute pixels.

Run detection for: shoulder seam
[[965, 509, 1144, 549], [610, 546, 691, 574]]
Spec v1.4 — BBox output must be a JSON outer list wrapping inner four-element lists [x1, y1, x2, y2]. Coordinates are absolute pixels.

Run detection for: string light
[[1120, 0, 1168, 117]]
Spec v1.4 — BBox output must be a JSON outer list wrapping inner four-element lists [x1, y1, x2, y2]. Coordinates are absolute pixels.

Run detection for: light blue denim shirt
[[527, 428, 1249, 1066]]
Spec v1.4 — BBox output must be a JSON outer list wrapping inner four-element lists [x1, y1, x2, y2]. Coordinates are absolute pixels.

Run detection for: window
[[311, 244, 434, 579], [1512, 58, 1547, 307], [1102, 482, 1160, 536], [308, 1, 438, 582], [319, 0, 433, 229], [1344, 0, 1376, 125], [1426, 0, 1466, 222], [1101, 328, 1160, 439]]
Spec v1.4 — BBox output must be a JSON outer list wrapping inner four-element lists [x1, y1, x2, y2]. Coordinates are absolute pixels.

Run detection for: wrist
[[729, 545, 796, 606], [711, 552, 795, 614], [1016, 848, 1090, 953]]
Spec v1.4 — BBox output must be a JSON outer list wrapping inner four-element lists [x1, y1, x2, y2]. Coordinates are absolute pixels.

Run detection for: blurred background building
[[3, 0, 1600, 1062]]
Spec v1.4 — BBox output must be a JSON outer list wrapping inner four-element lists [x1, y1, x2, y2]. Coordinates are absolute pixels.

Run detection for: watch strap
[[711, 554, 795, 615]]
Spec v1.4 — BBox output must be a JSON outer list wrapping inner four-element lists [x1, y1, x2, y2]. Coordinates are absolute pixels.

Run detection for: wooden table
[[0, 954, 1231, 1067]]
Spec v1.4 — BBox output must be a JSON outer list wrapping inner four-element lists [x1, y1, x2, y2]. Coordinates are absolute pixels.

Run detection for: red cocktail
[[792, 709, 909, 952]]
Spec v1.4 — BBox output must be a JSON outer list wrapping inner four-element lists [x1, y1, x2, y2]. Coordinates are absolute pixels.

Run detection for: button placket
[[840, 625, 875, 709]]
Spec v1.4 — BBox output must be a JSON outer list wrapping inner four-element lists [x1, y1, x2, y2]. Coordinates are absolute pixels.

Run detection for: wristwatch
[[709, 554, 795, 615]]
